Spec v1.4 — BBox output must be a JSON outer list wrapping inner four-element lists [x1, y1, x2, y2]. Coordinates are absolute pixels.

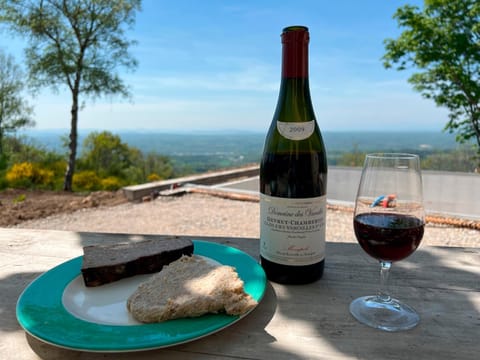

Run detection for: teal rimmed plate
[[16, 240, 266, 352]]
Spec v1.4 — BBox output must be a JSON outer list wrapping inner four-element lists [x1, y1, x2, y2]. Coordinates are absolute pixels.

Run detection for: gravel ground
[[13, 193, 480, 248]]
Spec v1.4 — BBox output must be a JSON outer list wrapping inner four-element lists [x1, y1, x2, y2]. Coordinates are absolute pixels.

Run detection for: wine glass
[[350, 153, 425, 331]]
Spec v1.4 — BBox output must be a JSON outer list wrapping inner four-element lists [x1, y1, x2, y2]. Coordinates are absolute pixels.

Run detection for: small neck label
[[277, 120, 315, 140]]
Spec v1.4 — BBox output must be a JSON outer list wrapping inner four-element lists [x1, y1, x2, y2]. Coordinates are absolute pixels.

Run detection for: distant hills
[[16, 129, 473, 172], [20, 129, 461, 155]]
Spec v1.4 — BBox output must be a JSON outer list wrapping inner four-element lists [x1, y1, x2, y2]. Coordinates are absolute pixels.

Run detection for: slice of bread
[[126, 255, 258, 323], [81, 238, 194, 287]]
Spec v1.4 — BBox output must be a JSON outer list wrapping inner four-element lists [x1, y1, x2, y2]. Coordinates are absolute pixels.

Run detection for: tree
[[80, 131, 134, 178], [0, 50, 34, 157], [143, 152, 174, 180], [0, 0, 141, 190], [78, 131, 176, 184], [382, 0, 480, 160]]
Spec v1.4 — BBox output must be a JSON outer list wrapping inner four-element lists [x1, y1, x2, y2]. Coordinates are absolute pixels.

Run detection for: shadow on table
[[271, 242, 479, 359], [1, 271, 43, 332]]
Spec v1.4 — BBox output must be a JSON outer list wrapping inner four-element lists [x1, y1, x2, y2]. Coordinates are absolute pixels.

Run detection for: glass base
[[350, 295, 419, 332]]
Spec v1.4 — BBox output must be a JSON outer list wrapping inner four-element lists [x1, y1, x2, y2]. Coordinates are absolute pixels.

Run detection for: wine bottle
[[260, 25, 328, 284]]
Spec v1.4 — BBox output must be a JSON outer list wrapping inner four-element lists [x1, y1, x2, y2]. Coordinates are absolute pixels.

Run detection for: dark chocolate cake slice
[[81, 238, 194, 287]]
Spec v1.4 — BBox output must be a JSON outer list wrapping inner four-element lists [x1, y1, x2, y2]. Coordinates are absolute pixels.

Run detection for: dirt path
[[0, 189, 127, 227], [5, 191, 479, 248]]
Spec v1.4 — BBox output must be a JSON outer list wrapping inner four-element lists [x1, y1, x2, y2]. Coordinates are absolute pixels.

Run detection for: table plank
[[0, 229, 478, 359]]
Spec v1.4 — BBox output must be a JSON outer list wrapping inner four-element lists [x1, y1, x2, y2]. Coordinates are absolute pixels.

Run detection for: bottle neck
[[274, 26, 315, 124], [278, 26, 311, 102], [281, 27, 309, 78]]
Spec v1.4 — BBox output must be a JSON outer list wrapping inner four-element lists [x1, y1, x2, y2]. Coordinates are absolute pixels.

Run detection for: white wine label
[[260, 193, 326, 266], [277, 120, 315, 140]]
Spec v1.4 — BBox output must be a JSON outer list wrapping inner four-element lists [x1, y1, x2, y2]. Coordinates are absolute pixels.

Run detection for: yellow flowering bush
[[100, 176, 123, 191], [73, 170, 101, 191], [147, 173, 162, 182], [6, 162, 34, 185], [6, 162, 55, 188], [34, 167, 55, 186]]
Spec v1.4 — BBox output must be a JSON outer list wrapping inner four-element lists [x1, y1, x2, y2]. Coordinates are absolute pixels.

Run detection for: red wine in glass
[[354, 212, 424, 262]]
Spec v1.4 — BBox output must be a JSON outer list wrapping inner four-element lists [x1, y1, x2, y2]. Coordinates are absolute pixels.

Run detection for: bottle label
[[260, 193, 326, 266], [277, 120, 315, 140]]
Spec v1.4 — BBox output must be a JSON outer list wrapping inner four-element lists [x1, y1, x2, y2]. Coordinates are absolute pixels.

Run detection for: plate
[[16, 240, 267, 352]]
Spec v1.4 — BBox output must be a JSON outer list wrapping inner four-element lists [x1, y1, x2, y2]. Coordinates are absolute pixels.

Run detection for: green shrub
[[13, 193, 26, 203], [0, 171, 8, 190]]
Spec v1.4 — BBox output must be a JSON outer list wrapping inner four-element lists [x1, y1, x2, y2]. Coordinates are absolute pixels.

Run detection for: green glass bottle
[[260, 26, 328, 284]]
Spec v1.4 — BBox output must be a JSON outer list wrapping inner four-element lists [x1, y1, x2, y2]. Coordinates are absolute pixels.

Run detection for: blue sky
[[1, 0, 448, 132]]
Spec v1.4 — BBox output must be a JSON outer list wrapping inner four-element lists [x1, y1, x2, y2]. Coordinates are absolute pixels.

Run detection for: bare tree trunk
[[0, 131, 4, 157], [63, 93, 79, 191]]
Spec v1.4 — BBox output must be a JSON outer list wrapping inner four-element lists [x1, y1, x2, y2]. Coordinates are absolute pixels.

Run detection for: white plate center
[[62, 274, 152, 325]]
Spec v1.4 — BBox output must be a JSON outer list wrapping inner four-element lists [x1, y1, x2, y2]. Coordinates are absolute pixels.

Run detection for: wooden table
[[1, 228, 478, 359]]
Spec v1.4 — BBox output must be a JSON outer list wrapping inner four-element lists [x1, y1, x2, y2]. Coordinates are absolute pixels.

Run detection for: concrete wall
[[328, 167, 479, 218]]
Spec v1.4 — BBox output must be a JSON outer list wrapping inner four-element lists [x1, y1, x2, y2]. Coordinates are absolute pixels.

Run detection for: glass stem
[[378, 261, 392, 303]]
